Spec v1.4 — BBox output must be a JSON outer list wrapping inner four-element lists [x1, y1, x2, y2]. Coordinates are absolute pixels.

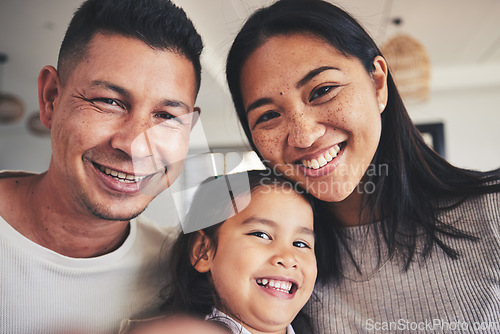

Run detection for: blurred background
[[1, 0, 499, 224]]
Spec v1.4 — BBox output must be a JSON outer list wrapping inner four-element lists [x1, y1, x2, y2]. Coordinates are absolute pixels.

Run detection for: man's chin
[[84, 200, 148, 222], [93, 209, 146, 222]]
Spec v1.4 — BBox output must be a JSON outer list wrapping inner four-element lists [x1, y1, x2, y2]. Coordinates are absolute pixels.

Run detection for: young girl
[[160, 170, 317, 334], [226, 0, 500, 332]]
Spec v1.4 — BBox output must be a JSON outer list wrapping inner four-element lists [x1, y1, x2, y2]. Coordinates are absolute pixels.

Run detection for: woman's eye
[[293, 240, 311, 249], [249, 231, 271, 240], [255, 110, 280, 126], [309, 85, 335, 102]]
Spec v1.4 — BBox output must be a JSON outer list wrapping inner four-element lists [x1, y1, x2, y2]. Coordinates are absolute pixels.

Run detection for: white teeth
[[257, 278, 293, 294], [317, 156, 327, 167], [301, 144, 342, 170], [99, 165, 146, 182]]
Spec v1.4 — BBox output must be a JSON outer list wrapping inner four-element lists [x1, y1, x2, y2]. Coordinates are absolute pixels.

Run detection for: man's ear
[[371, 56, 388, 114], [38, 65, 61, 129], [191, 106, 201, 129], [190, 230, 214, 273]]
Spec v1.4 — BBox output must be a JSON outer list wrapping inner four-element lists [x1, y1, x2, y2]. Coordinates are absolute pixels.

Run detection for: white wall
[[409, 84, 500, 172]]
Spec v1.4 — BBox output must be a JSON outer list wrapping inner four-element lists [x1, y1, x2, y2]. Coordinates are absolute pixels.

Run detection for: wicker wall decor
[[0, 54, 25, 124]]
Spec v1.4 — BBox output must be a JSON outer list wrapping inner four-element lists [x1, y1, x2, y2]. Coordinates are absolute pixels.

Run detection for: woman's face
[[240, 33, 388, 202]]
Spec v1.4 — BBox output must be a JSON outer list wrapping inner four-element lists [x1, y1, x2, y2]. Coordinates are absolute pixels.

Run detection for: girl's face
[[240, 33, 388, 202], [194, 187, 316, 334]]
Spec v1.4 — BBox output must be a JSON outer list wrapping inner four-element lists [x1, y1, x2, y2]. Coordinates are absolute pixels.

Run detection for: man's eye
[[155, 112, 184, 125], [309, 85, 336, 102], [255, 111, 280, 126], [156, 112, 177, 120], [93, 98, 121, 107], [249, 231, 271, 240], [293, 240, 311, 249]]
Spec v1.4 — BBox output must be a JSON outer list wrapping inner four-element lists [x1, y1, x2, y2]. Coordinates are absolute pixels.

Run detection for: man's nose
[[110, 114, 157, 162]]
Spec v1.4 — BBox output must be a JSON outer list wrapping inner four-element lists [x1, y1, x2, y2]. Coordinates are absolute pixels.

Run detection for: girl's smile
[[256, 276, 298, 299]]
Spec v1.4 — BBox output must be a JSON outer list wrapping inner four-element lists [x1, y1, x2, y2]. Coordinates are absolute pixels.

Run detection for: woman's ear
[[38, 65, 61, 129], [190, 231, 214, 273], [371, 56, 388, 114]]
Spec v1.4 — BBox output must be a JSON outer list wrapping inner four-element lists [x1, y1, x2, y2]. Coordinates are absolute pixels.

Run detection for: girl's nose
[[286, 110, 325, 148], [272, 248, 298, 269]]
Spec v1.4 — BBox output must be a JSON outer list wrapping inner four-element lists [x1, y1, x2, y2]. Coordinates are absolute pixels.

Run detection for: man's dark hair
[[58, 0, 203, 92]]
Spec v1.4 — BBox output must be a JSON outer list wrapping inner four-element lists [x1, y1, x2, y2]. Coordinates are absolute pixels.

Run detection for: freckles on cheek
[[253, 133, 283, 159], [325, 109, 346, 126]]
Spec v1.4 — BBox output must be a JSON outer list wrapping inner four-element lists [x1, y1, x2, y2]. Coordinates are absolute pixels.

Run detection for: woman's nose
[[286, 110, 325, 148]]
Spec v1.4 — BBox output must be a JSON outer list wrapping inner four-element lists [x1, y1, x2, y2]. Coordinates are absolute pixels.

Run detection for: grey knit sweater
[[304, 191, 500, 333]]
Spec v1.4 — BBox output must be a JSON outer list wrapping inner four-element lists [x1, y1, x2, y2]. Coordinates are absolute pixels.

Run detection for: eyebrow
[[245, 97, 273, 115], [90, 80, 191, 112], [160, 99, 191, 113], [91, 80, 130, 98], [241, 216, 315, 238], [245, 66, 340, 114], [296, 66, 340, 89]]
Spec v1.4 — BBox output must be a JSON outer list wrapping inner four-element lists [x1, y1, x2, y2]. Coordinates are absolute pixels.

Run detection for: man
[[0, 0, 202, 333]]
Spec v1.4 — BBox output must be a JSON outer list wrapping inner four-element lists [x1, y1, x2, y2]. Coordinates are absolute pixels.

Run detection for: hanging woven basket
[[381, 34, 431, 103], [26, 110, 51, 136], [0, 93, 25, 124]]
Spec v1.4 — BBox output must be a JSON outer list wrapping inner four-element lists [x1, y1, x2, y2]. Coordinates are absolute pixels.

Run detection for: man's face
[[46, 33, 197, 221]]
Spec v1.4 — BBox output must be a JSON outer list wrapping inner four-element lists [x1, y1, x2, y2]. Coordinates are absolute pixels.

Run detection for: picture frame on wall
[[416, 122, 445, 158]]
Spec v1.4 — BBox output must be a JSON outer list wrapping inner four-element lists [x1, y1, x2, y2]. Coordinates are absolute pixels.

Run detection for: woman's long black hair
[[226, 0, 500, 283]]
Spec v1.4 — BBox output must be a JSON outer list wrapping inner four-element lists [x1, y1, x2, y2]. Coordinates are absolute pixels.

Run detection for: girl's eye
[[249, 231, 272, 240], [309, 85, 336, 102], [293, 240, 311, 249], [254, 110, 280, 126]]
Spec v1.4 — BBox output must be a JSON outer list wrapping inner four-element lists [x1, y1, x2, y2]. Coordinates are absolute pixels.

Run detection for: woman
[[226, 0, 500, 332]]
